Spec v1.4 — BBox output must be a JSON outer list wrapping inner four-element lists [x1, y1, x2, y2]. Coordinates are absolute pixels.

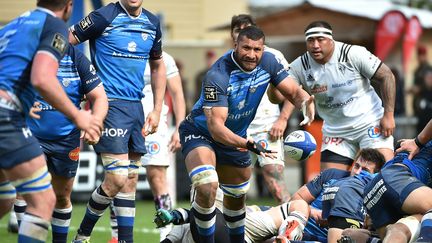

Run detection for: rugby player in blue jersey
[[69, 0, 166, 242], [0, 1, 102, 242], [179, 26, 314, 243], [361, 121, 432, 243], [278, 148, 385, 243], [18, 45, 107, 243]]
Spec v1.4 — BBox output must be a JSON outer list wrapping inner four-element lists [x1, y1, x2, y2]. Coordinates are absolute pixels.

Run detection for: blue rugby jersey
[[321, 172, 372, 222], [70, 2, 162, 101], [0, 7, 68, 114], [304, 169, 349, 238], [27, 46, 101, 140], [190, 50, 288, 138]]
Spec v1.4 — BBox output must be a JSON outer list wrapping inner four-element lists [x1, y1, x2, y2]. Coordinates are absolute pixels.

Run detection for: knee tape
[[11, 166, 51, 194], [128, 160, 142, 175], [396, 216, 420, 243], [220, 181, 250, 198], [189, 165, 218, 187], [101, 155, 129, 176], [0, 181, 16, 199]]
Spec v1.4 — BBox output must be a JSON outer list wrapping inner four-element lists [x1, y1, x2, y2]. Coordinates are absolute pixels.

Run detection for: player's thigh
[[402, 185, 432, 214]]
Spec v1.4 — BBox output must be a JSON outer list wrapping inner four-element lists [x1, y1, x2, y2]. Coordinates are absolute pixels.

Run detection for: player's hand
[[310, 207, 323, 222], [73, 110, 103, 142], [396, 138, 420, 160], [269, 118, 288, 141], [380, 112, 395, 137], [246, 139, 277, 158], [168, 129, 181, 152], [142, 110, 161, 137], [81, 131, 100, 145], [299, 95, 315, 127], [29, 101, 42, 119]]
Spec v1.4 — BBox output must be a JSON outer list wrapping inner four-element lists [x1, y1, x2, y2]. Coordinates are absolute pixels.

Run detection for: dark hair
[[231, 14, 257, 32], [237, 26, 265, 43], [304, 21, 333, 33], [37, 0, 70, 11], [354, 148, 386, 172]]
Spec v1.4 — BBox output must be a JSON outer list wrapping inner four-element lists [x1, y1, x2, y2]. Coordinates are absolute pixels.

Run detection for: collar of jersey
[[230, 51, 256, 74], [118, 1, 142, 19], [36, 7, 56, 17]]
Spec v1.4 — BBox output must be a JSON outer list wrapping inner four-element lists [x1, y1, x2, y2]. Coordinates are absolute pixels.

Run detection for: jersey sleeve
[[306, 169, 348, 198], [262, 52, 289, 86], [70, 4, 115, 43], [72, 47, 102, 94], [37, 16, 68, 61], [201, 69, 229, 108], [348, 45, 382, 80], [146, 11, 163, 60], [163, 52, 179, 79]]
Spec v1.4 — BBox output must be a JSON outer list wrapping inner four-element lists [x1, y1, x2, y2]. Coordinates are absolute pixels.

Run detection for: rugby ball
[[284, 130, 317, 161]]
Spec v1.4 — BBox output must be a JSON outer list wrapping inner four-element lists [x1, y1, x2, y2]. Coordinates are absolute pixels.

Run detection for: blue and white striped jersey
[[70, 1, 162, 101], [27, 46, 101, 140], [190, 50, 289, 138], [0, 7, 68, 114]]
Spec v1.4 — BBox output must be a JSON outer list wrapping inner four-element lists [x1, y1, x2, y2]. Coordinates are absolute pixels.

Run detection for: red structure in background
[[403, 16, 423, 72], [375, 10, 406, 61]]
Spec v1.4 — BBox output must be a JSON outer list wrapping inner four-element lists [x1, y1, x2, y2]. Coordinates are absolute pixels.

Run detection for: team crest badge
[[62, 78, 71, 87], [368, 126, 381, 138], [141, 32, 148, 41]]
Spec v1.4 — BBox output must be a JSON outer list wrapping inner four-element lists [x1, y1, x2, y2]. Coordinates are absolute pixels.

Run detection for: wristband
[[414, 136, 424, 149], [246, 140, 269, 155]]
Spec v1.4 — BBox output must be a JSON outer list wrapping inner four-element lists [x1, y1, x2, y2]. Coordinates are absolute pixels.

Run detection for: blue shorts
[[94, 100, 146, 155], [363, 165, 424, 228], [39, 129, 81, 178], [179, 120, 251, 168], [0, 108, 43, 169]]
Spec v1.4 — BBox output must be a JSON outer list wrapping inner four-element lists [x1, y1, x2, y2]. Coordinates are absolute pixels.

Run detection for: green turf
[[0, 198, 276, 242]]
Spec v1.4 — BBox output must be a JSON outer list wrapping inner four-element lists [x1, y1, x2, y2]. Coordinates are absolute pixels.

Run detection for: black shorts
[[328, 216, 362, 230], [321, 150, 354, 166]]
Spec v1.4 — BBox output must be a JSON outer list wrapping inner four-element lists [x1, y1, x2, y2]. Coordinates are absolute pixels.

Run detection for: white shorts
[[245, 210, 278, 243], [249, 132, 284, 167], [141, 122, 170, 167], [321, 120, 394, 160]]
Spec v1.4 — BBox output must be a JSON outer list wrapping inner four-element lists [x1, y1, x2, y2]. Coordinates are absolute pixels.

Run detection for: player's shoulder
[[141, 7, 160, 26], [321, 168, 350, 181], [335, 41, 368, 62]]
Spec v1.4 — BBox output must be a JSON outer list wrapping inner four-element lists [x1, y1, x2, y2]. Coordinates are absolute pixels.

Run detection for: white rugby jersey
[[289, 41, 384, 137], [142, 51, 179, 118], [247, 46, 289, 135]]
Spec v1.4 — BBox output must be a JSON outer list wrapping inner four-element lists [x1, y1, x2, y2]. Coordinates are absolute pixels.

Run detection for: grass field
[[0, 198, 277, 242]]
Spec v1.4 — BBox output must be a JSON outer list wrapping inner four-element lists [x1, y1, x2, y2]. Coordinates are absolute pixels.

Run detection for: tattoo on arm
[[371, 63, 395, 113]]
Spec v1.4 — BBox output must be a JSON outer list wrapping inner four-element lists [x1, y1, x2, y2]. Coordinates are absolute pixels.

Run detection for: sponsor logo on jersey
[[51, 33, 67, 55], [204, 86, 218, 101], [79, 16, 93, 31], [90, 64, 96, 75], [147, 141, 160, 155], [310, 84, 327, 94], [368, 126, 381, 138], [249, 86, 257, 93], [69, 147, 80, 161], [128, 41, 137, 52], [306, 73, 315, 82], [62, 78, 71, 87], [227, 108, 254, 120]]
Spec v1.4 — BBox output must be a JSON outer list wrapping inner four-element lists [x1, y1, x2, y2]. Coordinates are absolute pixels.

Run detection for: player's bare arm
[[144, 58, 167, 136], [371, 62, 396, 137], [166, 73, 186, 152], [397, 119, 432, 159], [84, 85, 108, 144], [269, 101, 295, 141], [291, 185, 316, 204]]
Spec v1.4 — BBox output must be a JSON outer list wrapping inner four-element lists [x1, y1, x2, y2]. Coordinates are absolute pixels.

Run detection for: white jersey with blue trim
[[27, 46, 101, 140], [289, 41, 383, 137], [70, 1, 162, 101], [247, 46, 289, 135], [190, 50, 289, 138], [0, 7, 68, 114], [142, 51, 179, 118]]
